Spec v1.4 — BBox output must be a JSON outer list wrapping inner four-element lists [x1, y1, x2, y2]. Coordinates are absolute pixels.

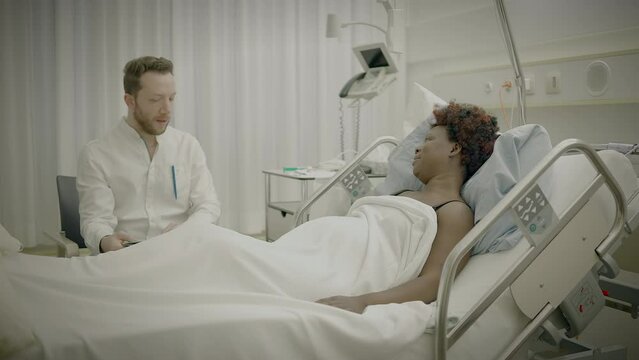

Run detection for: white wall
[[405, 0, 639, 144]]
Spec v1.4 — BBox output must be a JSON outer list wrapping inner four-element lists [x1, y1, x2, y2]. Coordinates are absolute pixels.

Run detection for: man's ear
[[124, 93, 135, 108]]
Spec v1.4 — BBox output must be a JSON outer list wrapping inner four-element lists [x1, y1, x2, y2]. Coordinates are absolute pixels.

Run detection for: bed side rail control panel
[[340, 165, 373, 200], [509, 179, 610, 321], [513, 184, 558, 241], [559, 271, 605, 337], [434, 139, 630, 360], [510, 149, 624, 332]]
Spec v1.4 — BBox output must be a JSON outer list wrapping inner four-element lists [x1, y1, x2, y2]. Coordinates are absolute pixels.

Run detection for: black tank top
[[393, 190, 469, 212], [432, 199, 469, 211]]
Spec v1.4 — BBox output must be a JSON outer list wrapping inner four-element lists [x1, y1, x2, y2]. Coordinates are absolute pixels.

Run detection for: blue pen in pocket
[[171, 165, 178, 199]]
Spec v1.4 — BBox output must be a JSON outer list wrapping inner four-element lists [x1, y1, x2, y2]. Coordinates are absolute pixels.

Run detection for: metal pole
[[495, 0, 527, 126]]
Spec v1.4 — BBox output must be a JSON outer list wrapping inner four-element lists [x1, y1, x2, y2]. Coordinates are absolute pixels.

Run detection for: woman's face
[[412, 126, 456, 182]]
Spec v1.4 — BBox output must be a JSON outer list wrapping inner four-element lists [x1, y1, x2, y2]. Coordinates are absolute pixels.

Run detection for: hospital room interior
[[1, 0, 638, 359]]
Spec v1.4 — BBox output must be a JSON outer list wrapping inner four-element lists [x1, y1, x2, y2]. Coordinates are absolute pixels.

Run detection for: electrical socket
[[525, 76, 535, 95], [545, 72, 561, 94]]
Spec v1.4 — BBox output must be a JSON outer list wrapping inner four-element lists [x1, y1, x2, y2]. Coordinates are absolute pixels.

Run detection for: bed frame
[[292, 137, 639, 360], [436, 139, 638, 360]]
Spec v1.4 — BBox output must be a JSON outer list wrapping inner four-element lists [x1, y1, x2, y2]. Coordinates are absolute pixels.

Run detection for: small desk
[[262, 168, 336, 241]]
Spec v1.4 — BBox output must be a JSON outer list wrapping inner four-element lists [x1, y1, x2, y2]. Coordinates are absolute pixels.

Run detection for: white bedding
[[4, 196, 440, 360], [4, 150, 637, 360]]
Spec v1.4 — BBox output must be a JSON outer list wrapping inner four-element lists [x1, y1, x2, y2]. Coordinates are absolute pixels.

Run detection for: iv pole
[[495, 0, 527, 126]]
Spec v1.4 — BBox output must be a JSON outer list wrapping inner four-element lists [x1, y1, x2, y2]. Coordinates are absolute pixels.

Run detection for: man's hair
[[432, 101, 500, 181], [123, 56, 173, 96]]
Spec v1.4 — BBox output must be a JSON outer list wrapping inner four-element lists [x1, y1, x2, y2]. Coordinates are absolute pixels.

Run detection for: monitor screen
[[360, 48, 389, 68], [352, 42, 397, 74]]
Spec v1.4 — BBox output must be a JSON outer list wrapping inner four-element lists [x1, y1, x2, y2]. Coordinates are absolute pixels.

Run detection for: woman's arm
[[317, 202, 474, 313]]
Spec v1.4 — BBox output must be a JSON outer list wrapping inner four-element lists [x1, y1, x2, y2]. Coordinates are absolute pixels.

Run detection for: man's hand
[[316, 295, 367, 314], [99, 232, 134, 253]]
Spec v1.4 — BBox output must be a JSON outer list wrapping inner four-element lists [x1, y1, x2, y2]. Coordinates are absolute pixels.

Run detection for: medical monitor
[[352, 42, 397, 74]]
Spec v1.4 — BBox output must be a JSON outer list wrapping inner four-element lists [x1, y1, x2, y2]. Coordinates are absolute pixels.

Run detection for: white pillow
[[462, 124, 553, 254], [373, 83, 447, 196], [0, 223, 22, 254], [0, 258, 37, 357]]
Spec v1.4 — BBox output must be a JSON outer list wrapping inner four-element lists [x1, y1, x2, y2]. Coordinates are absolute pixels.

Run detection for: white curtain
[[0, 0, 406, 247]]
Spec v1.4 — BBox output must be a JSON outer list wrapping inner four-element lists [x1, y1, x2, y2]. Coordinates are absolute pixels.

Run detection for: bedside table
[[262, 168, 336, 241]]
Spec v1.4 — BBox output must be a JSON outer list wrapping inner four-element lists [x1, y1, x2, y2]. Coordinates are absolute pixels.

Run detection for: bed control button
[[513, 184, 557, 238], [340, 165, 372, 202]]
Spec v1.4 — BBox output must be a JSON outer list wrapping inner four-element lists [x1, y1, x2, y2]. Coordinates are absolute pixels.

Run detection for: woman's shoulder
[[435, 200, 474, 227]]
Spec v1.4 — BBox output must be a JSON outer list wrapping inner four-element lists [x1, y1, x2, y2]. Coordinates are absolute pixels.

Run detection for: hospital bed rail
[[434, 139, 632, 360], [293, 136, 400, 227]]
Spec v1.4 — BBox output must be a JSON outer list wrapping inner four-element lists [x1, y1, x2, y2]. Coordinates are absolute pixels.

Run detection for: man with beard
[[77, 56, 221, 254]]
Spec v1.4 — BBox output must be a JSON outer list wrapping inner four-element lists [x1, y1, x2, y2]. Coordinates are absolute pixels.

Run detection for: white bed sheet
[[6, 196, 439, 360], [5, 151, 637, 360]]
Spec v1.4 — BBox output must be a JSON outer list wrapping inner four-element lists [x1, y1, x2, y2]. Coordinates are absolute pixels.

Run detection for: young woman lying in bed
[[317, 101, 499, 313]]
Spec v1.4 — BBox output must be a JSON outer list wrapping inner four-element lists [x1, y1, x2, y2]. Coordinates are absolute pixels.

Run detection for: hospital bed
[[1, 129, 638, 360], [293, 126, 639, 359]]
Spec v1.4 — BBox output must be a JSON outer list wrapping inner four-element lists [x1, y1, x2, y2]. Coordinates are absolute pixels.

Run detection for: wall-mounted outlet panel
[[545, 72, 561, 94]]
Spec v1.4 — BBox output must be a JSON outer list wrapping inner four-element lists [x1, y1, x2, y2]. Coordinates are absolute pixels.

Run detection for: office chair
[[46, 175, 86, 257]]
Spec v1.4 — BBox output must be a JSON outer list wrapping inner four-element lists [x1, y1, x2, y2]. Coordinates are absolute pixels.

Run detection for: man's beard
[[134, 107, 168, 136]]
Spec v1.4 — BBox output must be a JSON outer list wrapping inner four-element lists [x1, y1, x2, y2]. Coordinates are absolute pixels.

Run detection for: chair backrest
[[56, 175, 86, 248]]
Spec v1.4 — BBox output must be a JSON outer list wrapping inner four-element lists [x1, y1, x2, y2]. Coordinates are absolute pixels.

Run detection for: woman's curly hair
[[432, 101, 500, 181]]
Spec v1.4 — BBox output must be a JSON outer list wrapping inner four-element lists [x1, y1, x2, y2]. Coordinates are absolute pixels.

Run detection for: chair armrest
[[44, 231, 80, 257]]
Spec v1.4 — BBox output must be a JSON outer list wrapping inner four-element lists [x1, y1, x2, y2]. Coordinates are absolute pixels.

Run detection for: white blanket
[[5, 196, 438, 360]]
